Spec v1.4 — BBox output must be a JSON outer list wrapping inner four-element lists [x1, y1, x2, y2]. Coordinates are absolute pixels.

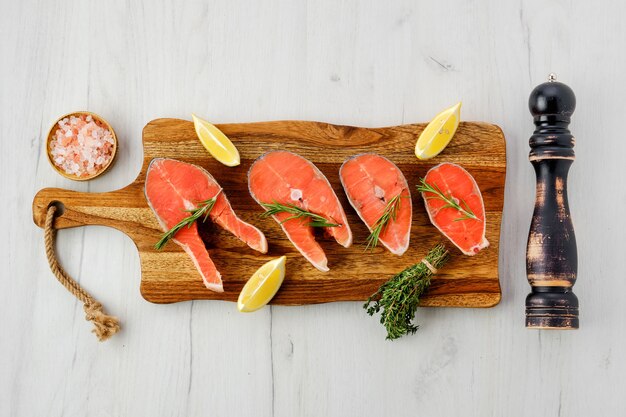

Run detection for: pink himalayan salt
[[49, 114, 115, 177]]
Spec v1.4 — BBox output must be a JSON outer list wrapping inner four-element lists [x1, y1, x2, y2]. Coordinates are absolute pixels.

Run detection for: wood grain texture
[[32, 118, 505, 307]]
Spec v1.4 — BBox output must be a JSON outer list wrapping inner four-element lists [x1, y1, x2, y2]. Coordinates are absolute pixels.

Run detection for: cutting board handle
[[32, 186, 141, 232]]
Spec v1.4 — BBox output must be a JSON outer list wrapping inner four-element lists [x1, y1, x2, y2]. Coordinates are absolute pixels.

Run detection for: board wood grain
[[32, 118, 506, 307]]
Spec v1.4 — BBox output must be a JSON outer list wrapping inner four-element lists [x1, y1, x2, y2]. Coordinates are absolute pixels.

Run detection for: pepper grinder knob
[[529, 73, 576, 124], [526, 74, 579, 329]]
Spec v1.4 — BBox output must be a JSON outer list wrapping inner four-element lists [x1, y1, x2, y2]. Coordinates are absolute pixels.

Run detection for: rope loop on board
[[44, 205, 120, 341]]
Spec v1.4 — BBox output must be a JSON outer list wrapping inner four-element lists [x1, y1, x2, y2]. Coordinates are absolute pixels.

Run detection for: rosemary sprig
[[154, 191, 222, 250], [365, 193, 406, 251], [364, 244, 449, 340], [417, 178, 478, 222], [260, 201, 339, 228]]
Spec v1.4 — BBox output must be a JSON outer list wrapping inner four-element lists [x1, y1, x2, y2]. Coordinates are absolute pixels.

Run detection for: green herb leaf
[[260, 201, 339, 228], [364, 244, 449, 340], [154, 191, 222, 250], [417, 178, 478, 222], [364, 193, 406, 251]]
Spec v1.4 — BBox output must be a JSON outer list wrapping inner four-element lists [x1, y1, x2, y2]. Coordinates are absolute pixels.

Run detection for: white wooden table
[[2, 0, 624, 415]]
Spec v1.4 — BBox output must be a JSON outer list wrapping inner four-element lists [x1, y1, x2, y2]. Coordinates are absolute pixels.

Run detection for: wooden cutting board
[[33, 118, 506, 307]]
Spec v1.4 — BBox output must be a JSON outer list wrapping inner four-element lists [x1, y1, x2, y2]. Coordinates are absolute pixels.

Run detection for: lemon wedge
[[237, 256, 287, 312], [192, 114, 240, 166], [415, 102, 462, 160]]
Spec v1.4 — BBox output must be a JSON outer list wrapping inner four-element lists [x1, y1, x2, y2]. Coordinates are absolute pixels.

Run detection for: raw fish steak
[[339, 153, 412, 255], [145, 158, 267, 292], [420, 163, 489, 256], [248, 151, 352, 272]]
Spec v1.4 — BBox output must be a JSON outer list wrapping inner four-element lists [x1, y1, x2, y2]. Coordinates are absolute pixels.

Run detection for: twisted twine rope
[[44, 205, 120, 341], [420, 258, 438, 275]]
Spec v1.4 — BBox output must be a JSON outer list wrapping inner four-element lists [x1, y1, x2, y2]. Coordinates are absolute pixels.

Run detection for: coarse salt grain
[[49, 114, 114, 178]]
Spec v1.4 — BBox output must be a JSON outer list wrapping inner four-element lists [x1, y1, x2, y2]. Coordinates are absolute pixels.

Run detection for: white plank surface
[[1, 0, 624, 415]]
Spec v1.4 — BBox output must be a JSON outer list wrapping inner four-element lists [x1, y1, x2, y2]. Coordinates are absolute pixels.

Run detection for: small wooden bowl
[[46, 111, 118, 181]]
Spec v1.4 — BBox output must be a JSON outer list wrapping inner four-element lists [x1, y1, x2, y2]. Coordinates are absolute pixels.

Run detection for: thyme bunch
[[364, 244, 449, 340]]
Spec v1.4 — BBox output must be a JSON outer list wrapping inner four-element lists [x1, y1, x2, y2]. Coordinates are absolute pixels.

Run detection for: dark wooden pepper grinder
[[525, 73, 579, 329]]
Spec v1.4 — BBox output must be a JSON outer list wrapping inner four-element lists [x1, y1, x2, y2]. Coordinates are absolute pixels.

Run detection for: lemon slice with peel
[[238, 256, 286, 312], [192, 114, 240, 166], [415, 102, 462, 160]]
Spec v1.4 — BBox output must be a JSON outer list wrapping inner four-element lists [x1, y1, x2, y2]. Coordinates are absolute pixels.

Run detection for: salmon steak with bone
[[145, 158, 267, 292], [248, 151, 352, 272]]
